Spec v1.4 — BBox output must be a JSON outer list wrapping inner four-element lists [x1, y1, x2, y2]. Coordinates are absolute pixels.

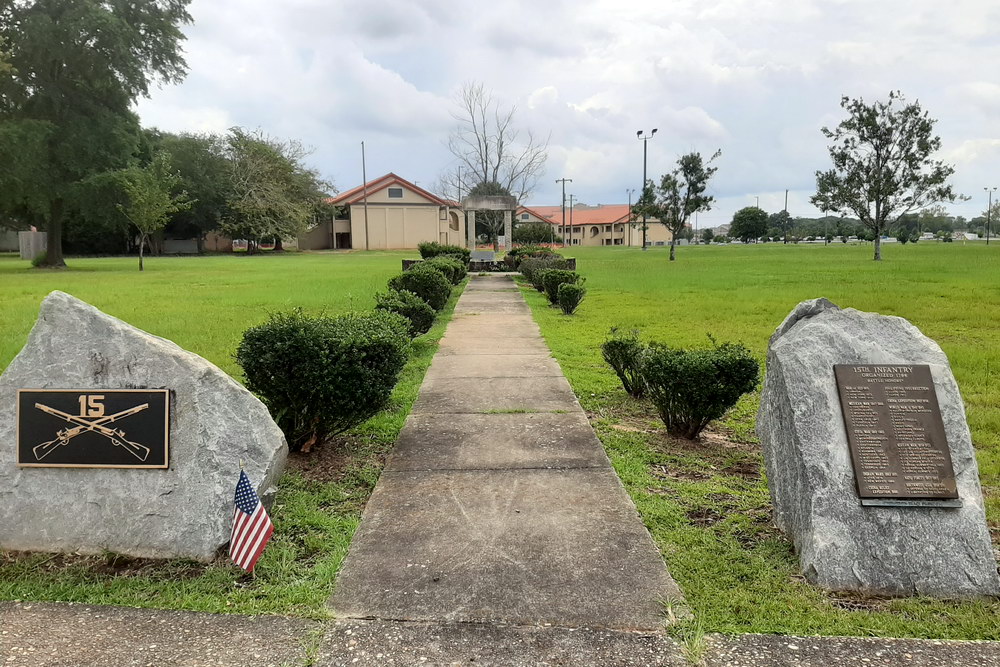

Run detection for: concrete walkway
[[330, 274, 683, 630]]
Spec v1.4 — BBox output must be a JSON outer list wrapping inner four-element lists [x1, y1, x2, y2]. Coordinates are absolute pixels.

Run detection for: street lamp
[[637, 128, 657, 250], [626, 188, 635, 246], [986, 187, 996, 246], [556, 178, 573, 248]]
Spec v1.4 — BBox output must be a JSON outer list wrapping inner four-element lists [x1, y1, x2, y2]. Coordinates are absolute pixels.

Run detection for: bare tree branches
[[443, 82, 548, 203]]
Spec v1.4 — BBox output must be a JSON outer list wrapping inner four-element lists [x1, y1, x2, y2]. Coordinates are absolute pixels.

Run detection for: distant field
[[523, 242, 1000, 639], [0, 251, 412, 377]]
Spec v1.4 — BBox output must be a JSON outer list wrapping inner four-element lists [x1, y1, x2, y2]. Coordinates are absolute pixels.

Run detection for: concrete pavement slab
[[329, 467, 682, 630], [411, 376, 579, 413], [436, 336, 552, 355], [0, 602, 311, 667], [385, 412, 610, 471], [318, 619, 687, 666], [424, 354, 561, 379]]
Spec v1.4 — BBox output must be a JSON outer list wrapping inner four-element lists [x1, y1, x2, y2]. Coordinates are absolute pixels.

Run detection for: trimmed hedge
[[376, 289, 435, 338], [542, 269, 581, 304], [601, 328, 647, 398], [640, 341, 760, 439], [506, 245, 561, 269], [236, 309, 411, 451], [422, 256, 466, 285], [520, 257, 568, 285], [557, 282, 586, 315], [389, 264, 452, 311], [418, 241, 471, 264]]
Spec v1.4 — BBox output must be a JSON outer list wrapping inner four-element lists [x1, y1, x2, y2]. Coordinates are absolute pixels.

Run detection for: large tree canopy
[[0, 0, 192, 266], [730, 206, 768, 243], [810, 91, 961, 261], [634, 150, 720, 261]]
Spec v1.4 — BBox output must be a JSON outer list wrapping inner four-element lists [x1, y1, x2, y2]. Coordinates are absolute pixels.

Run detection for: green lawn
[[0, 251, 463, 618], [522, 242, 1000, 640]]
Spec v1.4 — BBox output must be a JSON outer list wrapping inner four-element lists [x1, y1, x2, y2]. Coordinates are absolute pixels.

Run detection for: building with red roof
[[517, 204, 673, 247]]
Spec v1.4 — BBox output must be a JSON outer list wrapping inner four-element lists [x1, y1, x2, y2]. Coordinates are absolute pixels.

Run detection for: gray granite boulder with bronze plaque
[[757, 298, 999, 597], [0, 291, 287, 561]]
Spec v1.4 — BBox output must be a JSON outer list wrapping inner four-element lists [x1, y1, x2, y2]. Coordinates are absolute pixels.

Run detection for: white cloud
[[134, 0, 1000, 221]]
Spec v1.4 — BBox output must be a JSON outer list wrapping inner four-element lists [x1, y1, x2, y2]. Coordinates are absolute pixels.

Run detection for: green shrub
[[236, 310, 410, 451], [389, 264, 452, 311], [640, 341, 760, 439], [506, 244, 560, 269], [531, 268, 553, 292], [557, 282, 586, 315], [601, 328, 647, 398], [375, 289, 435, 337], [418, 241, 471, 264], [422, 256, 466, 285], [520, 257, 568, 284], [30, 251, 47, 268], [542, 269, 581, 304]]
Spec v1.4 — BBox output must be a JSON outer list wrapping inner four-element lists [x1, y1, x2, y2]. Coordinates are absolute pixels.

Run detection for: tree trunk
[[274, 237, 284, 252], [669, 236, 677, 261], [873, 233, 882, 261], [41, 198, 67, 268], [139, 233, 146, 271]]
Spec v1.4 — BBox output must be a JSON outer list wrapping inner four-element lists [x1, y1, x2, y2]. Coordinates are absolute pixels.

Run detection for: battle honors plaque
[[834, 365, 957, 504], [17, 389, 170, 468]]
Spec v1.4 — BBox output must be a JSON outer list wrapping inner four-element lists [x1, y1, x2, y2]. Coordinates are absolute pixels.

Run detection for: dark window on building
[[387, 187, 403, 198]]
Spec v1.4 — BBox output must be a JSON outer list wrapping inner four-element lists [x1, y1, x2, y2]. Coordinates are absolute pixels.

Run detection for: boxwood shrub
[[506, 245, 561, 269], [520, 257, 568, 285], [418, 241, 471, 264], [422, 256, 466, 285], [376, 289, 435, 337], [601, 328, 647, 398], [389, 264, 452, 311], [557, 282, 586, 315], [542, 269, 581, 304], [236, 309, 411, 452], [640, 341, 760, 439]]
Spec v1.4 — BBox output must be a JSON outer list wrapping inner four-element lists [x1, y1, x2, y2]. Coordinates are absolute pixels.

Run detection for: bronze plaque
[[834, 365, 957, 500], [16, 389, 170, 469]]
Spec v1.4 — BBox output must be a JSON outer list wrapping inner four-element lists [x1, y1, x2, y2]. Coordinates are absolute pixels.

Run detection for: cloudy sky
[[136, 0, 1000, 227]]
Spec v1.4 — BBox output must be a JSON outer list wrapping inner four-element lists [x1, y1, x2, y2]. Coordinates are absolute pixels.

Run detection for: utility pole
[[986, 187, 996, 245], [755, 195, 760, 208], [556, 178, 573, 248], [361, 141, 370, 250], [626, 188, 635, 247], [783, 188, 789, 245], [637, 129, 657, 250], [694, 212, 699, 244], [567, 194, 576, 247]]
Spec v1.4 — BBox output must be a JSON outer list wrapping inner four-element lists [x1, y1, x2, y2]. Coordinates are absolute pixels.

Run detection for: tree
[[154, 131, 230, 250], [0, 0, 192, 267], [768, 210, 792, 243], [116, 151, 191, 271], [701, 227, 715, 244], [810, 92, 962, 261], [513, 221, 560, 245], [730, 206, 768, 243], [220, 128, 331, 254], [634, 150, 720, 261], [440, 82, 548, 204]]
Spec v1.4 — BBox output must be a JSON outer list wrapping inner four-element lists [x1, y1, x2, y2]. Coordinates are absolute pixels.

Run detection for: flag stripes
[[229, 470, 274, 572]]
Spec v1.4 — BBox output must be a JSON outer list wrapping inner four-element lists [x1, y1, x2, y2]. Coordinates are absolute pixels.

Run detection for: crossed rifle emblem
[[33, 401, 151, 462]]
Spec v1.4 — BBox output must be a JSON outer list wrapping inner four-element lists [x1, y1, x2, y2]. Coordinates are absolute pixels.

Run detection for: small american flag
[[230, 470, 274, 572]]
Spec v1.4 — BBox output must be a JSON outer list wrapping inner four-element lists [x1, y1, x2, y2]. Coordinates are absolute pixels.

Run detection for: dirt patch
[[722, 459, 762, 480], [827, 593, 891, 612], [286, 435, 381, 483], [686, 507, 725, 526], [650, 463, 712, 482]]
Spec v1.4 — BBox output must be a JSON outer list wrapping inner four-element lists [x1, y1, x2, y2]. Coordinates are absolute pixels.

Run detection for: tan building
[[518, 204, 673, 247], [303, 173, 463, 250]]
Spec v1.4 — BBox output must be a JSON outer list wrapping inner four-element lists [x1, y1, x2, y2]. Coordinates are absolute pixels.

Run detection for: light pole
[[626, 188, 635, 246], [755, 195, 760, 208], [556, 178, 573, 248], [637, 129, 657, 250], [986, 187, 996, 245], [361, 141, 370, 250]]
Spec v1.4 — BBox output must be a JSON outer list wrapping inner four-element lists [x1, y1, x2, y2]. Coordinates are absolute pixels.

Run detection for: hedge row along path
[[330, 274, 684, 630]]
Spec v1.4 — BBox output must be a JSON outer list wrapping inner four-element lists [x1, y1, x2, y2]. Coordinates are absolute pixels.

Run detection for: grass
[[0, 251, 464, 618], [522, 242, 1000, 640]]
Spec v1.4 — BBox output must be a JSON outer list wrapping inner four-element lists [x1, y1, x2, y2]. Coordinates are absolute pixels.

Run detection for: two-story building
[[517, 204, 673, 247]]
